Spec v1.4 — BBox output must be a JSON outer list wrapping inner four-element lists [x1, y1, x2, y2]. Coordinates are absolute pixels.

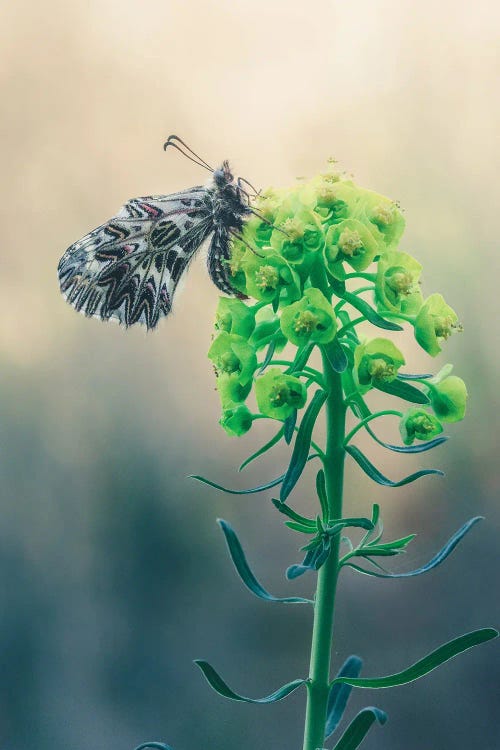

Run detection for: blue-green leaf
[[217, 519, 310, 603], [280, 389, 328, 501], [135, 744, 174, 750], [346, 517, 483, 579], [239, 427, 284, 471], [325, 656, 363, 739], [322, 339, 349, 373], [364, 423, 447, 454], [341, 290, 403, 331], [258, 337, 276, 374], [284, 410, 298, 444], [194, 660, 307, 703], [345, 445, 444, 486], [375, 379, 430, 404], [272, 498, 317, 530], [398, 372, 432, 380], [331, 707, 387, 749], [286, 342, 315, 374], [330, 629, 498, 690], [316, 469, 329, 519], [286, 545, 330, 579]]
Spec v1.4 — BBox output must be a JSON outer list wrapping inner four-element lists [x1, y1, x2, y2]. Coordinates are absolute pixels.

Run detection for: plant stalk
[[302, 346, 346, 750]]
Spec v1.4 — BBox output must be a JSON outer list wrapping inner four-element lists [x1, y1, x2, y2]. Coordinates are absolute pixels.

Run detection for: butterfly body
[[58, 159, 250, 330]]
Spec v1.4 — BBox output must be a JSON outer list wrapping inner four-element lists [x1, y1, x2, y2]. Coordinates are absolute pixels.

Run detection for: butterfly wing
[[58, 190, 213, 330]]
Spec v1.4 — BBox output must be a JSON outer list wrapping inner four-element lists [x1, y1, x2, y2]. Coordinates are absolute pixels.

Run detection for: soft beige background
[[0, 1, 498, 749]]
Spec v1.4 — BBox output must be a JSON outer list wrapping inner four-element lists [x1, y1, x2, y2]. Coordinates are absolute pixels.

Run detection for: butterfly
[[58, 136, 260, 330]]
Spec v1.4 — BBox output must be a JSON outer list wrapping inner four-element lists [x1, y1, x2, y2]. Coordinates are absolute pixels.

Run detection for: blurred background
[[0, 0, 498, 748]]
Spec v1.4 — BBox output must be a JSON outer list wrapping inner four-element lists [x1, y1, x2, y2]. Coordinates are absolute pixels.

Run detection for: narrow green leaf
[[367, 534, 416, 550], [346, 517, 483, 579], [398, 372, 433, 380], [325, 656, 363, 739], [217, 519, 310, 604], [330, 629, 499, 690], [331, 707, 387, 749], [286, 520, 316, 534], [271, 498, 317, 530], [191, 454, 320, 495], [286, 342, 315, 374], [330, 517, 374, 534], [375, 379, 430, 404], [239, 426, 284, 471], [341, 289, 403, 331], [364, 423, 448, 454], [135, 744, 174, 750], [258, 337, 276, 374], [280, 389, 328, 501], [194, 660, 306, 703], [322, 339, 349, 373], [316, 469, 329, 519], [284, 410, 298, 444], [345, 445, 444, 486]]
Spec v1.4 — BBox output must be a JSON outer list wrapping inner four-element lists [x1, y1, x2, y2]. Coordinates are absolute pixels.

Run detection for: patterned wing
[[58, 190, 213, 330]]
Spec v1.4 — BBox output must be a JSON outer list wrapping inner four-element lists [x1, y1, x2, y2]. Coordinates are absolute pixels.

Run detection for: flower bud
[[354, 338, 405, 391], [427, 375, 467, 423], [280, 288, 337, 346], [414, 294, 461, 357], [324, 219, 384, 277], [208, 332, 257, 387], [375, 250, 423, 314], [214, 298, 256, 339], [240, 250, 302, 304], [255, 367, 307, 420], [220, 404, 254, 437], [399, 408, 443, 445], [354, 190, 405, 248]]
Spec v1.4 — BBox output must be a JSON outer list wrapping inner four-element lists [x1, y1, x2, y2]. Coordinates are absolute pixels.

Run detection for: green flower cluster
[[208, 169, 467, 441]]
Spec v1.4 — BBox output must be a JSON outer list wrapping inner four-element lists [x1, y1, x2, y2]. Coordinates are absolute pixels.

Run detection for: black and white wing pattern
[[58, 189, 213, 330]]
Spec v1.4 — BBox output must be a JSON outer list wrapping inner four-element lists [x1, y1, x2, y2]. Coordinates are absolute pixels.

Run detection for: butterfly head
[[213, 160, 234, 188]]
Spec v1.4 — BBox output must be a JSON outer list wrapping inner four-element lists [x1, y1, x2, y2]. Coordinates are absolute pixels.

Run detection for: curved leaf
[[217, 519, 310, 603], [194, 660, 306, 703], [398, 372, 433, 380], [346, 517, 483, 579], [375, 379, 430, 404], [322, 339, 349, 373], [331, 707, 387, 749], [284, 410, 298, 444], [345, 445, 444, 486], [239, 426, 284, 471], [258, 338, 276, 374], [364, 423, 448, 454], [330, 628, 499, 690], [280, 389, 327, 501], [325, 656, 363, 739], [272, 498, 317, 530], [135, 744, 174, 750], [341, 289, 402, 331], [316, 469, 329, 519], [286, 342, 315, 374]]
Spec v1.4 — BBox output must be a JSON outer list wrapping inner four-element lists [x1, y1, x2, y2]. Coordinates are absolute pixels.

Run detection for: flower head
[[255, 368, 307, 421]]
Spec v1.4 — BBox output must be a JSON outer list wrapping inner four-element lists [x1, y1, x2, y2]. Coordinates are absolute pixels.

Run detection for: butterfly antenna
[[229, 230, 265, 258], [249, 208, 289, 237], [238, 176, 260, 196], [164, 135, 214, 172]]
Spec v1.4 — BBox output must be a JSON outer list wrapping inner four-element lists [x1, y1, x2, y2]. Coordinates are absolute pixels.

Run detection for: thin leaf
[[285, 520, 316, 533], [345, 445, 444, 486], [194, 660, 306, 703], [272, 498, 317, 530], [281, 390, 328, 502], [398, 372, 433, 380], [239, 426, 284, 471], [375, 379, 430, 404], [325, 656, 363, 739], [191, 453, 320, 495], [346, 517, 483, 579], [367, 533, 416, 550], [217, 519, 310, 603], [330, 628, 499, 690], [322, 339, 349, 373], [258, 337, 277, 374], [331, 707, 387, 749], [284, 410, 298, 444], [286, 547, 323, 579], [341, 290, 403, 331], [286, 342, 315, 374], [135, 744, 174, 750], [316, 469, 329, 519], [364, 423, 448, 454]]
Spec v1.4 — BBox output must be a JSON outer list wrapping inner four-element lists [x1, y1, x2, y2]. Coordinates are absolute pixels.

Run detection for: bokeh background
[[1, 1, 499, 748]]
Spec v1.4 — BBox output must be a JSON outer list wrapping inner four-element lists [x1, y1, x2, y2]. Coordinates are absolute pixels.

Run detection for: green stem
[[302, 344, 346, 750]]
